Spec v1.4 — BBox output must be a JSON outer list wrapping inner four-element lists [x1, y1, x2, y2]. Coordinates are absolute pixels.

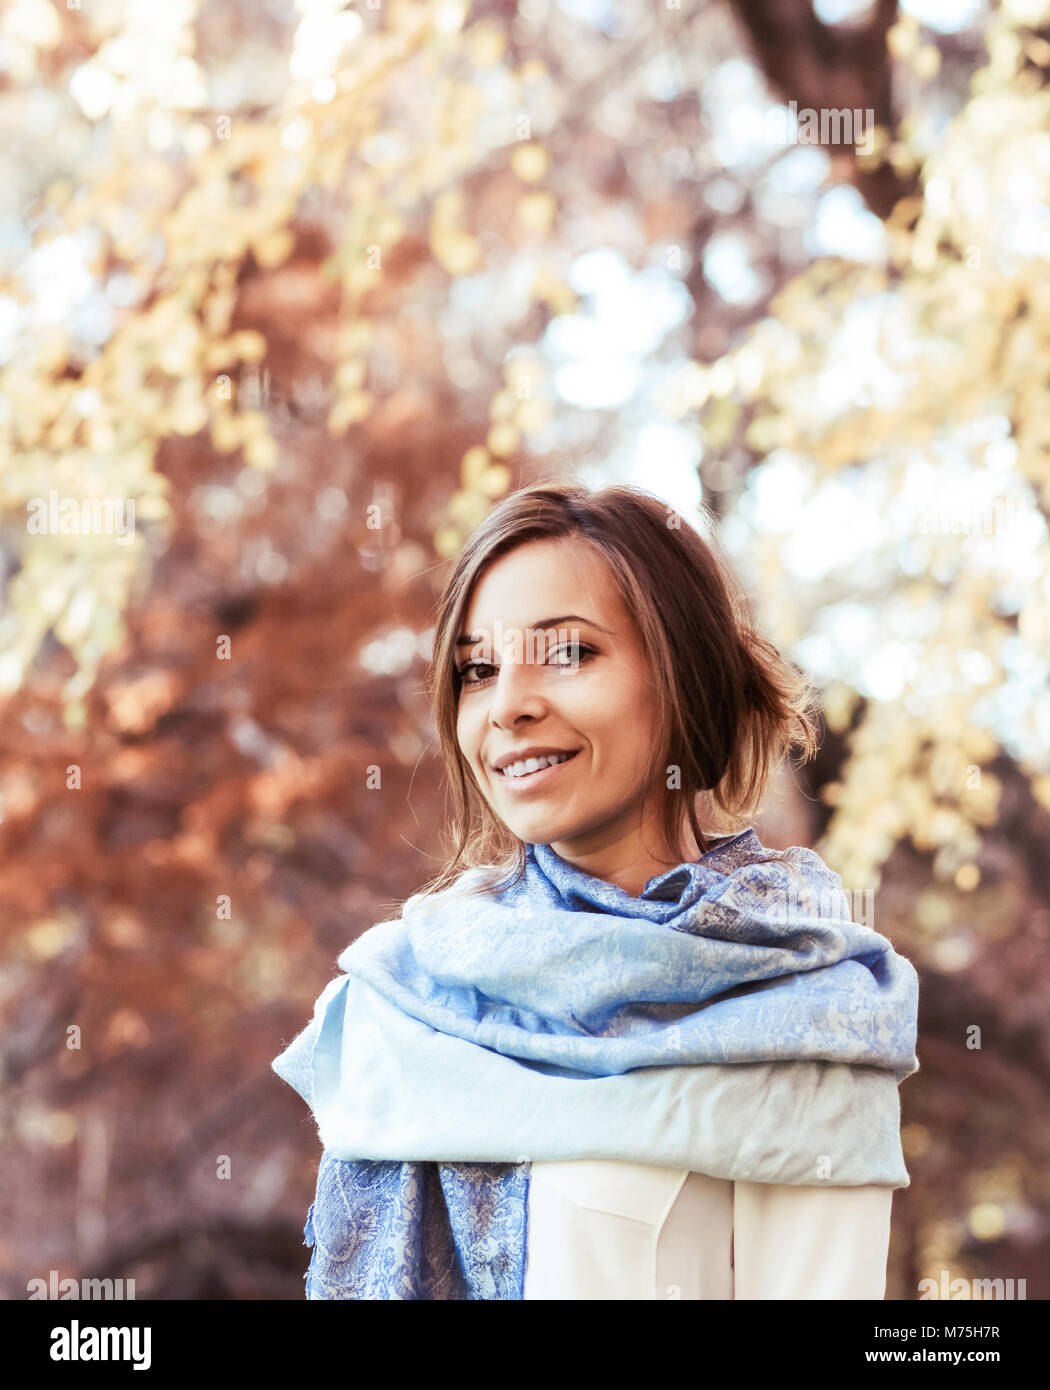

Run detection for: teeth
[[501, 751, 574, 778]]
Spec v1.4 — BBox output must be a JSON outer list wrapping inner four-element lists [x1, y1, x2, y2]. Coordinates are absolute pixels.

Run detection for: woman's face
[[454, 536, 665, 861]]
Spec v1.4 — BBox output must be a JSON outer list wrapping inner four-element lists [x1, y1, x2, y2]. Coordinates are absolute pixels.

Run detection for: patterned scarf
[[272, 829, 919, 1298]]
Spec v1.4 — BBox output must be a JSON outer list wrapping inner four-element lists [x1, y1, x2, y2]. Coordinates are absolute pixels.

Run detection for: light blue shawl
[[272, 828, 919, 1298]]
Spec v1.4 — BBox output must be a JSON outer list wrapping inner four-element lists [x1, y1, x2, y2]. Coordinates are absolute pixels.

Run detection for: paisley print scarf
[[272, 828, 919, 1299]]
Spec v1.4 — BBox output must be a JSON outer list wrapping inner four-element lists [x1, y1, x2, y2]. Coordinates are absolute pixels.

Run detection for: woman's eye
[[550, 641, 593, 668], [458, 660, 496, 685], [456, 644, 595, 689]]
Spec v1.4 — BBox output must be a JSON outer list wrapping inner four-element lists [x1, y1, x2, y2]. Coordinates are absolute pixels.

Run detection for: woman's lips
[[495, 749, 580, 793]]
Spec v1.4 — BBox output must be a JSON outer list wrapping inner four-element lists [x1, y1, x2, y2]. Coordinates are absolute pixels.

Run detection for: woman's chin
[[502, 814, 571, 845]]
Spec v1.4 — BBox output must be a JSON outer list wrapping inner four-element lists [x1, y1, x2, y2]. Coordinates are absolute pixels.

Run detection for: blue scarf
[[272, 828, 919, 1299]]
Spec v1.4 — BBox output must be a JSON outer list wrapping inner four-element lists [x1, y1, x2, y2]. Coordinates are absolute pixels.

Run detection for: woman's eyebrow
[[455, 614, 612, 646]]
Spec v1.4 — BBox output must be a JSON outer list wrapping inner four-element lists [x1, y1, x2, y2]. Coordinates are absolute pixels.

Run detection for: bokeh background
[[2, 0, 1049, 1300]]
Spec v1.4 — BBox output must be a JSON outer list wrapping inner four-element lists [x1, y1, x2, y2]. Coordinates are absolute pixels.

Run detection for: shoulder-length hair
[[414, 480, 821, 902]]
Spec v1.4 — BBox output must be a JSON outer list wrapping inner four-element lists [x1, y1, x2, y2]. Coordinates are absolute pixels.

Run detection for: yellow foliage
[[433, 525, 462, 559], [477, 464, 511, 498], [486, 423, 519, 458], [531, 263, 578, 315], [515, 397, 549, 433], [516, 190, 557, 235], [1, 0, 1046, 903], [489, 390, 516, 420], [465, 18, 506, 67], [511, 143, 549, 183], [887, 17, 921, 60], [460, 446, 491, 487]]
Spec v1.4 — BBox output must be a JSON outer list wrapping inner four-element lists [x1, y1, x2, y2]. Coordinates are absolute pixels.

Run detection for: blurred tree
[[1, 0, 1047, 1300]]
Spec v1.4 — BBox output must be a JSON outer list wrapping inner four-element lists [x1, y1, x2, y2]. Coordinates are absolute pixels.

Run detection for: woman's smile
[[493, 747, 582, 793]]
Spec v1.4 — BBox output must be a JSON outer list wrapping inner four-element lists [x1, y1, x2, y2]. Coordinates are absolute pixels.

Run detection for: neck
[[546, 821, 703, 898]]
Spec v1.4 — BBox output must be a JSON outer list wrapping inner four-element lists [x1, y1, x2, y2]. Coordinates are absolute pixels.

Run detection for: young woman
[[273, 480, 920, 1300]]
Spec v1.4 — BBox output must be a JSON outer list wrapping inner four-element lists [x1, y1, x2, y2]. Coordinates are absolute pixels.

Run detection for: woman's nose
[[488, 654, 546, 727]]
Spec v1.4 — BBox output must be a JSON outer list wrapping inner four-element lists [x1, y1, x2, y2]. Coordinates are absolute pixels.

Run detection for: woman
[[273, 480, 920, 1299]]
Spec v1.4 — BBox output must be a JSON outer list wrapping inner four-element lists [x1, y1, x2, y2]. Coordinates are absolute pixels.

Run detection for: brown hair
[[415, 480, 821, 901]]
